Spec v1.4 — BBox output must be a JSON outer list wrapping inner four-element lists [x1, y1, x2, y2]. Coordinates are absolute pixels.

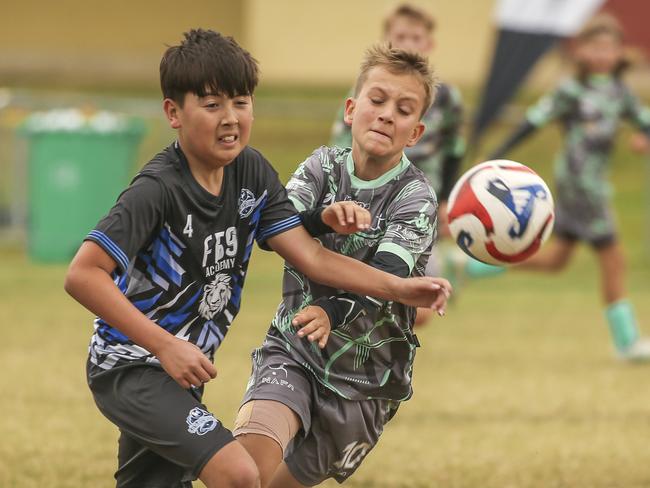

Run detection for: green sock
[[605, 300, 639, 352], [465, 258, 505, 278]]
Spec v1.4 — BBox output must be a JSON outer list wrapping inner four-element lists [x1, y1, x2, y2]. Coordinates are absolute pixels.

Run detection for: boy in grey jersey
[[234, 44, 451, 487], [65, 30, 451, 488], [330, 3, 464, 326]]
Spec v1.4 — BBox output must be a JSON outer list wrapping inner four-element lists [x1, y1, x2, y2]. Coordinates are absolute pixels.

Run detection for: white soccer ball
[[446, 160, 555, 266]]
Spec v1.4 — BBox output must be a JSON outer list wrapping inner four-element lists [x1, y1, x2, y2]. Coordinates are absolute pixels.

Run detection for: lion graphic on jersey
[[198, 273, 232, 320]]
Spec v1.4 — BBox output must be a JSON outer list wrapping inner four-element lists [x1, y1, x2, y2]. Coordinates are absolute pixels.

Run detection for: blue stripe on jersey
[[138, 253, 171, 290], [96, 319, 129, 343], [132, 291, 164, 313], [257, 215, 302, 242], [161, 224, 185, 256], [151, 236, 184, 287], [157, 288, 201, 330], [87, 230, 129, 271]]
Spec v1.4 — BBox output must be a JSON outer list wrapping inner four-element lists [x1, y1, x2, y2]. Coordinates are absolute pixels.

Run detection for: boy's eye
[[370, 98, 383, 105]]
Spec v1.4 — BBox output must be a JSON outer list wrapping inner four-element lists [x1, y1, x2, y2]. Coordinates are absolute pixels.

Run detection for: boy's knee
[[200, 442, 260, 488]]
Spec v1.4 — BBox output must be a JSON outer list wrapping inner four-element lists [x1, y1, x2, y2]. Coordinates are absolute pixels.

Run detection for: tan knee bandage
[[233, 400, 301, 453]]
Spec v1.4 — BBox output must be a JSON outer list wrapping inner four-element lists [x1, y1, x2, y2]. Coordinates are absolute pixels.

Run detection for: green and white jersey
[[266, 146, 437, 401], [330, 82, 465, 198], [526, 75, 650, 204]]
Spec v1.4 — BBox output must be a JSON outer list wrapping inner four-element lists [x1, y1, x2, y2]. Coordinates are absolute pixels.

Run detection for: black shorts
[[87, 360, 234, 488]]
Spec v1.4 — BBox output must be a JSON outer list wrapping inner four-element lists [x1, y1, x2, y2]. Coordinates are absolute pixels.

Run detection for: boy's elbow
[[64, 263, 85, 298]]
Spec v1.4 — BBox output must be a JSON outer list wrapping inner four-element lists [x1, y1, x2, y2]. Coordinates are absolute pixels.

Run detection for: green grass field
[[1, 90, 650, 488]]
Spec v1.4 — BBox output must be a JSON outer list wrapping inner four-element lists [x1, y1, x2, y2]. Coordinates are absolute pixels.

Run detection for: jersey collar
[[345, 151, 411, 190]]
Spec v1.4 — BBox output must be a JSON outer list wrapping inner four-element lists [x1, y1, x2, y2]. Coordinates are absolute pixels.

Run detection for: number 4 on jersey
[[183, 214, 194, 238]]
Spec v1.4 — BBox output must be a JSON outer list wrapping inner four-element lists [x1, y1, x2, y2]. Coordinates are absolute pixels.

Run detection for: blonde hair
[[354, 43, 436, 117], [576, 13, 623, 44], [383, 4, 435, 35]]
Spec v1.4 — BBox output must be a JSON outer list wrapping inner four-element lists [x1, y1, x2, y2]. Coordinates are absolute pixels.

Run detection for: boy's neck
[[349, 146, 407, 183], [177, 141, 225, 196]]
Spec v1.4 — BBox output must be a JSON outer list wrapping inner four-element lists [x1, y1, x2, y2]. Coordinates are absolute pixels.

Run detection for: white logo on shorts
[[334, 441, 371, 471], [261, 363, 294, 391], [186, 407, 219, 436]]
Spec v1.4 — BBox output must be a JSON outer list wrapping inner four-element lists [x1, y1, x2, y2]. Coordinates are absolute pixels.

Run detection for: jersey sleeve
[[255, 158, 302, 247], [525, 79, 578, 127], [85, 175, 164, 274], [622, 86, 650, 134], [285, 147, 330, 213], [377, 179, 437, 273]]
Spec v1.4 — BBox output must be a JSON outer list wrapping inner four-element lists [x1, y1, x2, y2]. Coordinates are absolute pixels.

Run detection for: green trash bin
[[19, 110, 145, 262]]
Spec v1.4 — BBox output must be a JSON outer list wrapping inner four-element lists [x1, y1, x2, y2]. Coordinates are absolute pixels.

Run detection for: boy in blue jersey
[[64, 29, 450, 488], [234, 43, 448, 487]]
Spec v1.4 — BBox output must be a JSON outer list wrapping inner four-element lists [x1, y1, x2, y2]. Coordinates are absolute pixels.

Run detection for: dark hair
[[383, 4, 435, 35], [354, 43, 437, 117], [160, 29, 259, 105]]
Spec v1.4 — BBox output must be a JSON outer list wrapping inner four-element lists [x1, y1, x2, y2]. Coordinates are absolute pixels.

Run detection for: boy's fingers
[[297, 320, 318, 337], [201, 357, 217, 378], [334, 205, 346, 227], [292, 310, 315, 326], [344, 203, 355, 223], [308, 327, 325, 343], [318, 332, 330, 349]]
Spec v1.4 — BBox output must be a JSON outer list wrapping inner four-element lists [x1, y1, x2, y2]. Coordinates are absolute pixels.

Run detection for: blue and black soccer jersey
[[85, 142, 301, 370]]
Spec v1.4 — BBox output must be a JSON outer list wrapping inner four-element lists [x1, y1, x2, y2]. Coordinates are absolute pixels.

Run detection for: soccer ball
[[446, 160, 554, 266]]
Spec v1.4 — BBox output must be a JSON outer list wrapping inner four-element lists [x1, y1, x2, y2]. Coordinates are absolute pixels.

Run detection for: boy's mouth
[[370, 129, 391, 140], [219, 134, 238, 143]]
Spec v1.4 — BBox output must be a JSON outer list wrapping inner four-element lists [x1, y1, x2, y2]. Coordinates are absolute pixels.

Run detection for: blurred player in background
[[490, 14, 650, 361], [331, 3, 465, 326]]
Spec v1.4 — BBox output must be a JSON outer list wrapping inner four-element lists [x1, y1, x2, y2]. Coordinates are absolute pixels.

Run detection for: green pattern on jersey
[[269, 146, 437, 401]]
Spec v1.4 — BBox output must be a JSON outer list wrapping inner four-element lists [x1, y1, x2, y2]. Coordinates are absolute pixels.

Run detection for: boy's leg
[[87, 362, 257, 488], [596, 240, 650, 360], [233, 340, 313, 487], [235, 400, 301, 487], [516, 235, 576, 272], [283, 392, 399, 486], [268, 463, 307, 488]]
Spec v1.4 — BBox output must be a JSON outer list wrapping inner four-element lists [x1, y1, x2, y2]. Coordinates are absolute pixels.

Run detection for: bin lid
[[19, 109, 145, 135]]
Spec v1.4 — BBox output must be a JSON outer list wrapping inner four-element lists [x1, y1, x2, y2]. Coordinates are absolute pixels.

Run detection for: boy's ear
[[343, 97, 356, 126], [163, 98, 182, 129], [406, 121, 426, 148]]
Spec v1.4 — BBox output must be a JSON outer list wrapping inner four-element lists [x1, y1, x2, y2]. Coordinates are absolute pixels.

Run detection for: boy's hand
[[322, 202, 371, 234], [396, 276, 452, 312], [629, 132, 650, 154], [155, 337, 217, 390], [292, 305, 332, 349], [427, 277, 452, 316]]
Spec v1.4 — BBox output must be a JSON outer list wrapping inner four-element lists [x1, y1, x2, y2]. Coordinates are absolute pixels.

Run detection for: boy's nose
[[222, 105, 238, 125], [378, 109, 394, 124]]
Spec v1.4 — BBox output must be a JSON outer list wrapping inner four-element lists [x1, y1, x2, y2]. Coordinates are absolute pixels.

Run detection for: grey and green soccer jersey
[[267, 146, 437, 401], [330, 82, 465, 197], [525, 75, 650, 242]]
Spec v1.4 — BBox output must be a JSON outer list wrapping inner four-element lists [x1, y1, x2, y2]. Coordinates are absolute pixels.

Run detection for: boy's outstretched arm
[[266, 226, 448, 308], [292, 252, 451, 348], [64, 241, 216, 389]]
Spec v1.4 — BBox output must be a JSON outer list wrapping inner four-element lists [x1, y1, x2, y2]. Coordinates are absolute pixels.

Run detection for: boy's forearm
[[65, 265, 173, 355], [302, 245, 400, 301]]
